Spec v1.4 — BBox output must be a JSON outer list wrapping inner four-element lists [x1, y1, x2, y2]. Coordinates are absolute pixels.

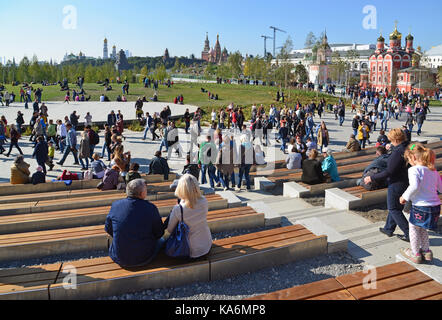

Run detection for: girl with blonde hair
[[399, 143, 441, 263], [165, 174, 212, 259]]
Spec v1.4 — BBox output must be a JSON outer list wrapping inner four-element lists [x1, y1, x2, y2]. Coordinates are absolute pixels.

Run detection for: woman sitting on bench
[[164, 174, 212, 259], [301, 150, 325, 185]]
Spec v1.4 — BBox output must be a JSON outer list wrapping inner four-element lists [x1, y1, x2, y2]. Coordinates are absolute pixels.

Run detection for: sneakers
[[400, 248, 422, 264], [421, 250, 433, 262], [234, 187, 241, 192]]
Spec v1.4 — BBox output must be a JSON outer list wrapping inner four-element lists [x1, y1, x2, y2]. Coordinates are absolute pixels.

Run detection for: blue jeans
[[381, 120, 388, 131], [89, 145, 95, 160], [339, 116, 345, 126], [306, 127, 314, 141], [143, 126, 150, 139], [219, 173, 231, 189], [417, 123, 423, 135], [201, 164, 217, 188], [59, 146, 79, 165], [79, 157, 89, 169], [280, 138, 288, 152], [384, 182, 409, 237], [159, 139, 168, 152], [101, 142, 109, 159], [238, 164, 252, 189]]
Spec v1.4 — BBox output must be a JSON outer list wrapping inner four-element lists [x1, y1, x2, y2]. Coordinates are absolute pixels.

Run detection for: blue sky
[[1, 0, 441, 63]]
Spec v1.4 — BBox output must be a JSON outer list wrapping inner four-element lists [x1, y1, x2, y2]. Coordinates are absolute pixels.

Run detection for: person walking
[[57, 123, 80, 166], [317, 121, 329, 154], [32, 136, 50, 174], [5, 124, 23, 157], [364, 129, 410, 242], [416, 109, 426, 136]]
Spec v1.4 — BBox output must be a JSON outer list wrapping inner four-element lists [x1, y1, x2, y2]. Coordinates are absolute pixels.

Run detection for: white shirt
[[402, 165, 442, 207], [84, 115, 92, 126], [57, 123, 67, 137], [211, 112, 217, 121], [100, 95, 105, 102]]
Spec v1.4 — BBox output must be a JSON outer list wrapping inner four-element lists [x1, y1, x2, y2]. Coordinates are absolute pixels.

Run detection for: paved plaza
[[0, 101, 197, 127], [0, 103, 440, 183]]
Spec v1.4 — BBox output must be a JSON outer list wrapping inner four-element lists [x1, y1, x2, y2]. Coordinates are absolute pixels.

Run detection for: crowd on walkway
[[0, 86, 440, 269]]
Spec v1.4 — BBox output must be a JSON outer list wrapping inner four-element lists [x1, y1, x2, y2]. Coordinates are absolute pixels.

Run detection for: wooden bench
[[325, 168, 442, 211], [0, 173, 178, 197], [0, 207, 265, 262], [0, 179, 187, 205], [248, 261, 442, 300], [0, 225, 327, 300], [0, 194, 228, 234]]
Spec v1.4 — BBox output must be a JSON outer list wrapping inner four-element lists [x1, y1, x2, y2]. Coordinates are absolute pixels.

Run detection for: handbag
[[165, 204, 190, 258]]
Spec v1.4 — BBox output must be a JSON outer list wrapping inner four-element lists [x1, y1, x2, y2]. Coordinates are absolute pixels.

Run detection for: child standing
[[47, 141, 55, 171], [399, 143, 442, 264]]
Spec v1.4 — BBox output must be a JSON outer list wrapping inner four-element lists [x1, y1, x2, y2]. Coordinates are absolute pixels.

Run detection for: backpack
[[91, 130, 100, 145]]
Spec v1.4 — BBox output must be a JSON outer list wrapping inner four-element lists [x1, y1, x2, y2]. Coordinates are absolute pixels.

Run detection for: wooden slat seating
[[0, 180, 178, 205], [0, 225, 328, 300], [268, 159, 375, 186], [0, 194, 227, 234], [0, 184, 218, 216], [334, 168, 442, 210], [0, 173, 177, 197], [0, 206, 265, 262], [270, 140, 439, 185], [281, 146, 442, 197], [248, 262, 442, 300]]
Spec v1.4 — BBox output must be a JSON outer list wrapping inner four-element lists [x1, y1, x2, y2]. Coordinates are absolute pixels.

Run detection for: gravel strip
[[101, 252, 364, 300]]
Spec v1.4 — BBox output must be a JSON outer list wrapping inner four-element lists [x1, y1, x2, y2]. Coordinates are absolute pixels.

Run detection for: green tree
[[294, 63, 308, 83], [216, 63, 231, 79], [153, 64, 168, 82], [227, 52, 243, 79], [275, 36, 295, 90]]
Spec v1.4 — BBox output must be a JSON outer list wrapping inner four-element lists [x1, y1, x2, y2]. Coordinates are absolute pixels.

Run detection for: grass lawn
[[3, 82, 350, 121]]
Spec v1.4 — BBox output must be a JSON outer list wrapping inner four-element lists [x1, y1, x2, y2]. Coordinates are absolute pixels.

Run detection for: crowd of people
[[0, 85, 440, 268]]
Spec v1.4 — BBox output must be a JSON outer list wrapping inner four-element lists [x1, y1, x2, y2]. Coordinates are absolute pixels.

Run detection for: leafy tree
[[227, 52, 243, 79], [294, 63, 308, 83], [275, 36, 295, 90]]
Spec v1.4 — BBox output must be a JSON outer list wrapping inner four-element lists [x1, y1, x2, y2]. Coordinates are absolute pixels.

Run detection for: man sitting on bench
[[105, 179, 165, 268], [358, 146, 390, 190]]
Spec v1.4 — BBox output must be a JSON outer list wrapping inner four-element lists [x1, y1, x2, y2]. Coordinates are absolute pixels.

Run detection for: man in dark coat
[[105, 179, 165, 268], [32, 136, 50, 174], [147, 151, 170, 180]]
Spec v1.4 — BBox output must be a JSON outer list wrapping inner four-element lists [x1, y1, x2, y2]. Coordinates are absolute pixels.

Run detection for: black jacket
[[301, 159, 325, 185], [371, 141, 409, 185], [148, 156, 170, 179]]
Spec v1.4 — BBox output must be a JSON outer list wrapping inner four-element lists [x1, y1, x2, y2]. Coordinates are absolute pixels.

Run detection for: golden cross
[[394, 20, 398, 29]]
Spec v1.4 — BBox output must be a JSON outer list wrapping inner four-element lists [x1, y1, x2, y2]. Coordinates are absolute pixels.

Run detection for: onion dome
[[406, 33, 414, 41], [390, 25, 402, 40]]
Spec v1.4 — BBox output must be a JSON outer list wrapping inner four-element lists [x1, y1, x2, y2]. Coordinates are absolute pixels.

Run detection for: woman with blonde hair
[[364, 128, 410, 242], [111, 144, 131, 176], [165, 174, 212, 259]]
